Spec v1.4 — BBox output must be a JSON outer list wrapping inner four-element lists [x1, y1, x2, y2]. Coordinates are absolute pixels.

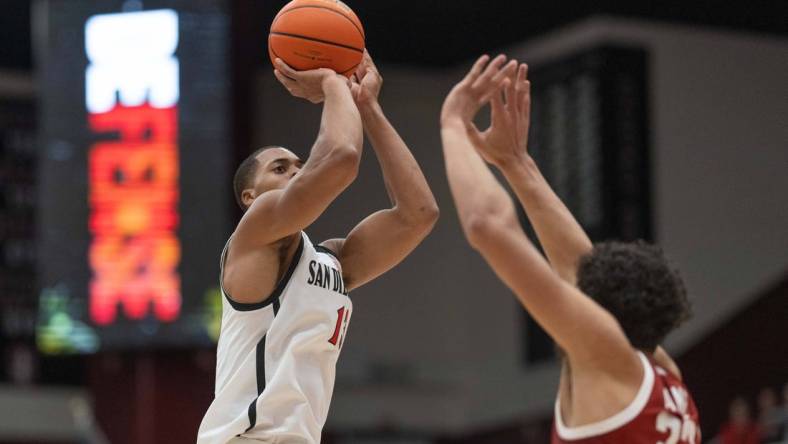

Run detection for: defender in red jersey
[[440, 55, 700, 444]]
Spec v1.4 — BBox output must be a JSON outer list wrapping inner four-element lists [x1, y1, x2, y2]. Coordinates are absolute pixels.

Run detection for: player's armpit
[[321, 208, 436, 292], [319, 238, 344, 257]]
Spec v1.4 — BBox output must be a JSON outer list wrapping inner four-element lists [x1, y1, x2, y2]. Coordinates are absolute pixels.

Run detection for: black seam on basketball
[[339, 62, 360, 76], [270, 31, 364, 53], [271, 48, 361, 76], [271, 5, 364, 41], [269, 47, 296, 80], [273, 45, 356, 77]]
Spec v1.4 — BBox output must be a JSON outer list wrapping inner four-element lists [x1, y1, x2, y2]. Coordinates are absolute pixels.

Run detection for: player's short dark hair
[[576, 240, 691, 352], [233, 146, 278, 211]]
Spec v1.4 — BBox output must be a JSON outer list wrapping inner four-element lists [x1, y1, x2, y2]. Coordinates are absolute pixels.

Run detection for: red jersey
[[552, 352, 701, 444]]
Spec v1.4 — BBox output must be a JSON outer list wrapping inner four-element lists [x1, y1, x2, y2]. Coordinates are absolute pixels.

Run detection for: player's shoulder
[[651, 346, 682, 381]]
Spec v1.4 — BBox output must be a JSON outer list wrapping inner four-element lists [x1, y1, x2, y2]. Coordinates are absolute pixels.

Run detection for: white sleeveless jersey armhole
[[198, 232, 352, 444]]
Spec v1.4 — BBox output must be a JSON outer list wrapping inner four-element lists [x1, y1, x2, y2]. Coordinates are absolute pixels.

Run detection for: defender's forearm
[[441, 119, 517, 237], [499, 155, 592, 283], [359, 101, 437, 221]]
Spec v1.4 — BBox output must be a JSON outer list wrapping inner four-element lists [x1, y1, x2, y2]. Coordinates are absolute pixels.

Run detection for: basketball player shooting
[[198, 51, 438, 444], [440, 54, 701, 443]]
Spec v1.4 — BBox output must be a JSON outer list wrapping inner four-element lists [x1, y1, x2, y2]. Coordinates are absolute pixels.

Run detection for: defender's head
[[576, 240, 691, 353], [233, 146, 304, 211]]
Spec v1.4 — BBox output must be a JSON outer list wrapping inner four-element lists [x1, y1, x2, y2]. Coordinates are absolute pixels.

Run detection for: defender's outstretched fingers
[[476, 60, 515, 106], [519, 80, 531, 119], [491, 60, 517, 103], [489, 86, 506, 125], [463, 54, 491, 84], [472, 54, 508, 90], [479, 77, 511, 107], [504, 63, 519, 114], [492, 59, 518, 83], [516, 64, 530, 114]]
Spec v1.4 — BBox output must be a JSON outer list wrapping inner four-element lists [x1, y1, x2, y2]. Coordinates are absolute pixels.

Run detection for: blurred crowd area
[[712, 385, 788, 444]]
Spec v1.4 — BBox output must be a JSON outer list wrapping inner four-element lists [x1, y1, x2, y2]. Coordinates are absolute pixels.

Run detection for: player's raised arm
[[468, 63, 592, 284], [321, 51, 439, 291], [469, 64, 683, 376], [440, 55, 641, 379], [236, 61, 363, 246]]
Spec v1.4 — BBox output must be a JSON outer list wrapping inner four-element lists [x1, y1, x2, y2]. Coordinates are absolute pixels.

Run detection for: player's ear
[[241, 188, 256, 208]]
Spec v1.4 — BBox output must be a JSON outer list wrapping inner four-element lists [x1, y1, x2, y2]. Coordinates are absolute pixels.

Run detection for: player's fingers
[[490, 88, 506, 126], [355, 56, 369, 80], [518, 80, 531, 117], [275, 58, 299, 79], [504, 64, 518, 114], [274, 69, 298, 93], [517, 63, 528, 85], [479, 78, 510, 106], [514, 64, 527, 101], [492, 59, 517, 85], [350, 82, 361, 99], [464, 54, 491, 85], [363, 49, 377, 72], [473, 54, 507, 90]]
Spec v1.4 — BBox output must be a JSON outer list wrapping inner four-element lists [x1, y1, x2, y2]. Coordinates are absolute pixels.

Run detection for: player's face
[[251, 147, 304, 195]]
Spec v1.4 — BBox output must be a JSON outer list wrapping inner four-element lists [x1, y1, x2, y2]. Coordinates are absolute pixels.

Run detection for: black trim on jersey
[[244, 334, 268, 432], [245, 315, 278, 430], [255, 334, 267, 395], [244, 401, 257, 433], [221, 235, 305, 312], [315, 244, 339, 260], [272, 298, 281, 316]]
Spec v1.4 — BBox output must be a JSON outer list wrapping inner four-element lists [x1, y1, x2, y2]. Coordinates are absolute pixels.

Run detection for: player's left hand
[[467, 63, 531, 167], [440, 54, 517, 127], [350, 50, 382, 106]]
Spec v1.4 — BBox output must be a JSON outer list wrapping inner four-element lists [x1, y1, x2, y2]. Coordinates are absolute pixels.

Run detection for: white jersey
[[198, 232, 352, 444]]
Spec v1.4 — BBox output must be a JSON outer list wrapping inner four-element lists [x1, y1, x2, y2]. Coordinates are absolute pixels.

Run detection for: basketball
[[268, 0, 365, 77]]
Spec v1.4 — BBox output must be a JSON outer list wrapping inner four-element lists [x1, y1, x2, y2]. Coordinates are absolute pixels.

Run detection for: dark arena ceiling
[[1, 0, 786, 69]]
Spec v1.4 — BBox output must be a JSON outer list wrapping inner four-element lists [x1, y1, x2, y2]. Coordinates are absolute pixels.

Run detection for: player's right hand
[[274, 58, 347, 104], [467, 62, 531, 167]]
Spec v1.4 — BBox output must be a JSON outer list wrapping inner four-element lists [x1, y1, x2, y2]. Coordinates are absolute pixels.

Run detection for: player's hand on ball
[[274, 58, 344, 104], [440, 54, 517, 127], [350, 50, 382, 106], [468, 63, 531, 167]]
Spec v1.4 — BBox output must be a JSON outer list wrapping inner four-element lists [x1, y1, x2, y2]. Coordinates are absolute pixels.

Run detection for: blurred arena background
[[0, 0, 786, 443]]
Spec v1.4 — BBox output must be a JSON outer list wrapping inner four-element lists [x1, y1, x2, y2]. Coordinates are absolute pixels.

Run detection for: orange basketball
[[268, 0, 365, 77]]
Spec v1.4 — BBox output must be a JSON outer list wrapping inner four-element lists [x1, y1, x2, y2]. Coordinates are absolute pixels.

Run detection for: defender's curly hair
[[576, 240, 692, 352]]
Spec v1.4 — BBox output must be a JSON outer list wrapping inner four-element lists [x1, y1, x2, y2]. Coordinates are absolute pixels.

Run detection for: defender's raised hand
[[274, 58, 348, 104], [468, 63, 531, 167], [350, 50, 382, 106], [440, 54, 518, 126]]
